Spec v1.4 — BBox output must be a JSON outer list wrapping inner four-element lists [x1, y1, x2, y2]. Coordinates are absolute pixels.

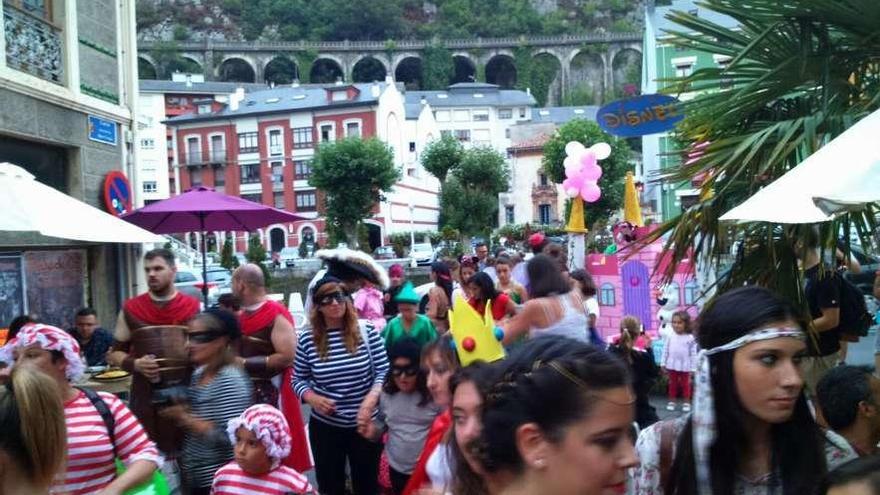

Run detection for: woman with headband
[[631, 286, 855, 495]]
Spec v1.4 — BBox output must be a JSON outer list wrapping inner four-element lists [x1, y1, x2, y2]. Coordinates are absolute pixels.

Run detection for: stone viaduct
[[138, 33, 642, 104]]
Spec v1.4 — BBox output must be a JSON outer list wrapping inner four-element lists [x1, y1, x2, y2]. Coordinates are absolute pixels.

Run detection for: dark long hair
[[449, 363, 491, 495], [383, 338, 431, 406], [431, 261, 453, 302], [467, 272, 499, 303], [667, 286, 824, 495], [569, 269, 597, 297], [479, 336, 630, 475], [527, 254, 571, 298]]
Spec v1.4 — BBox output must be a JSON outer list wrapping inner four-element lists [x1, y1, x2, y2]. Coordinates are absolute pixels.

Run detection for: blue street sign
[[597, 94, 684, 138], [88, 115, 118, 146]]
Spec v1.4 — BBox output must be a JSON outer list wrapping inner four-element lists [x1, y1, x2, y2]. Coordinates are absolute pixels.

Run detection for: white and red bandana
[[0, 323, 86, 381], [227, 404, 292, 468]]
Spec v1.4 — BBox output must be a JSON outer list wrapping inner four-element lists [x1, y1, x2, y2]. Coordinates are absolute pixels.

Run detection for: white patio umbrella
[[720, 109, 880, 224], [0, 162, 164, 243]]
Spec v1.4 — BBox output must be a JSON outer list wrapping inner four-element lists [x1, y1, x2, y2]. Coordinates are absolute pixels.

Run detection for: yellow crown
[[449, 294, 506, 366]]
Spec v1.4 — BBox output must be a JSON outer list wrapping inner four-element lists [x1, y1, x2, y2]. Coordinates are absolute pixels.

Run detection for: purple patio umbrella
[[122, 187, 305, 305]]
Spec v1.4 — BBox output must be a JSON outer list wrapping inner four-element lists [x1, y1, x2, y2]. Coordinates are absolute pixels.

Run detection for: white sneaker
[[666, 401, 676, 411], [682, 403, 691, 413]]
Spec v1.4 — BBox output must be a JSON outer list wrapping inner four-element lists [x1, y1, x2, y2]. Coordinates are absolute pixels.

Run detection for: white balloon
[[565, 141, 585, 157], [563, 156, 578, 170], [591, 142, 612, 160]]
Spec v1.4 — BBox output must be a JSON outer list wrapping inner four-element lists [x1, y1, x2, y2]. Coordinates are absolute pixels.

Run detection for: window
[[473, 129, 490, 145], [519, 108, 526, 118], [294, 160, 312, 180], [717, 58, 733, 89], [296, 191, 317, 211], [331, 90, 348, 101], [140, 138, 155, 150], [505, 205, 514, 224], [683, 280, 698, 305], [435, 110, 450, 122], [599, 284, 616, 306], [268, 129, 282, 155], [408, 142, 416, 153], [319, 124, 334, 143], [166, 136, 173, 150], [674, 63, 693, 78], [143, 181, 157, 193], [345, 121, 361, 138], [240, 163, 260, 184], [186, 137, 201, 164], [505, 128, 510, 139], [213, 166, 225, 186], [210, 135, 225, 163], [241, 193, 262, 204], [440, 130, 452, 138], [454, 129, 470, 142], [271, 162, 284, 183], [293, 127, 314, 149], [238, 132, 258, 153], [473, 110, 489, 122], [539, 174, 548, 186], [189, 167, 203, 187], [198, 104, 211, 114], [454, 110, 470, 122], [498, 108, 513, 120], [538, 204, 551, 225], [273, 192, 285, 209]]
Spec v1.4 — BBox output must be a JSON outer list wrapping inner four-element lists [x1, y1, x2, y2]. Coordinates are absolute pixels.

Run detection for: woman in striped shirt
[[0, 323, 161, 495], [294, 276, 390, 495], [160, 309, 253, 494]]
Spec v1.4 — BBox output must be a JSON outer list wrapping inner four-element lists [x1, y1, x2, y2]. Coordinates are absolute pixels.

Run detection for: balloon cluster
[[562, 141, 611, 203]]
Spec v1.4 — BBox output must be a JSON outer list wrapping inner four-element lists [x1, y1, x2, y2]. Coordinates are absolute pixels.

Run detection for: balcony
[[208, 150, 226, 164], [183, 152, 204, 166], [4, 5, 63, 83], [269, 144, 283, 156]]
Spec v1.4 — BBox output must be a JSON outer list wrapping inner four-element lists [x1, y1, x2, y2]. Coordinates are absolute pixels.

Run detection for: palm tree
[[645, 0, 880, 304]]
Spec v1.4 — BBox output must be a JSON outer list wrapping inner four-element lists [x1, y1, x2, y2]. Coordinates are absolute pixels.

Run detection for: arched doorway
[[269, 227, 286, 253], [310, 58, 344, 84], [486, 55, 517, 88], [352, 57, 387, 82], [218, 57, 256, 83]]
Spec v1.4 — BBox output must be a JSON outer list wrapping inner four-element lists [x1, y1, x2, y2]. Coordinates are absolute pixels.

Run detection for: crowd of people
[[1, 230, 880, 495]]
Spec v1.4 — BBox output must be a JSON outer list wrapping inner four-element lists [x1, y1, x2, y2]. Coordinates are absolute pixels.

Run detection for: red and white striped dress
[[52, 390, 163, 495], [211, 462, 315, 494]]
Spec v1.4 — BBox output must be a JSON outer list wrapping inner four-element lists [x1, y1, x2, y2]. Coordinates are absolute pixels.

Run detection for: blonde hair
[[0, 366, 66, 489], [619, 315, 642, 354], [308, 281, 361, 359]]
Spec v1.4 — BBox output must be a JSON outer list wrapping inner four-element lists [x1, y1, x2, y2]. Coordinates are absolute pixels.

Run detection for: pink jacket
[[353, 286, 386, 332]]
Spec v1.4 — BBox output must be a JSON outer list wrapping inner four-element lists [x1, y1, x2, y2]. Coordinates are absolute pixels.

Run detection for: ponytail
[[0, 366, 66, 488]]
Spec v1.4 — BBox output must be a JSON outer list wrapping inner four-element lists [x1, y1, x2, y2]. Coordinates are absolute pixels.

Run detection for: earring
[[534, 458, 546, 468]]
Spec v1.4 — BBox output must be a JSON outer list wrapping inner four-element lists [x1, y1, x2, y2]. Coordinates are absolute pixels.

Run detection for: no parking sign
[[103, 171, 133, 217]]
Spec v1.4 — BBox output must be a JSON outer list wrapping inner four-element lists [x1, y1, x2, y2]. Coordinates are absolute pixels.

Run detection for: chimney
[[371, 82, 381, 98], [185, 74, 192, 88], [335, 77, 344, 86], [420, 96, 427, 105], [526, 87, 531, 95], [385, 74, 394, 84], [235, 87, 245, 100], [229, 87, 245, 111], [291, 79, 300, 88]]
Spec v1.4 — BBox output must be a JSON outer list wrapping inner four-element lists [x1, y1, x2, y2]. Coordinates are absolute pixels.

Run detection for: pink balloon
[[563, 156, 579, 171], [582, 182, 601, 202], [579, 151, 597, 168], [583, 164, 603, 181], [562, 177, 581, 192]]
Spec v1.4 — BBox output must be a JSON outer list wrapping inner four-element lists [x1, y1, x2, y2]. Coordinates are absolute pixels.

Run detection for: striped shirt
[[53, 390, 162, 495], [182, 365, 253, 489], [293, 322, 389, 427], [211, 462, 315, 494]]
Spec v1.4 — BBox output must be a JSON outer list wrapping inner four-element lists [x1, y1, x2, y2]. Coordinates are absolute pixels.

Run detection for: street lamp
[[408, 202, 417, 268]]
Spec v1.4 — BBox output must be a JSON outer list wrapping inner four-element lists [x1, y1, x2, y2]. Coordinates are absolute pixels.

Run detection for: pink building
[[588, 234, 697, 341]]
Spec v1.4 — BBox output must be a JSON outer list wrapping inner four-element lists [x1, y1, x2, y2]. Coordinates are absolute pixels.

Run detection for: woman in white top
[[501, 254, 589, 345]]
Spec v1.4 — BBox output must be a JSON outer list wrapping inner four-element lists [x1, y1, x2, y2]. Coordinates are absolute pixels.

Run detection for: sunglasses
[[187, 330, 226, 344], [318, 291, 348, 306], [391, 366, 419, 377]]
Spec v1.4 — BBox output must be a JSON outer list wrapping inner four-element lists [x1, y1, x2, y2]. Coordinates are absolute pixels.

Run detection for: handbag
[[78, 387, 171, 495]]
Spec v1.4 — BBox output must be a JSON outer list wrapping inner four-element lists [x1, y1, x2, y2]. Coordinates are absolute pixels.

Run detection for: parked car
[[409, 243, 435, 266], [174, 268, 220, 307], [279, 247, 300, 268], [373, 245, 396, 260], [204, 267, 233, 294]]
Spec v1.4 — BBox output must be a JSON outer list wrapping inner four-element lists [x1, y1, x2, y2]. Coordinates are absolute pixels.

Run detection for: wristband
[[244, 356, 269, 374]]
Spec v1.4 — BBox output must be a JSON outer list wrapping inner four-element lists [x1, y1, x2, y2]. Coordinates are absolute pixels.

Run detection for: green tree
[[645, 0, 880, 304], [220, 236, 239, 270], [422, 43, 454, 90], [440, 146, 510, 244], [309, 138, 400, 247], [421, 134, 464, 184], [245, 233, 271, 284], [542, 119, 632, 224]]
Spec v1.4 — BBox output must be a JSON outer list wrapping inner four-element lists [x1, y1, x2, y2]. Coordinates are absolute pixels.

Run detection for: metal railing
[[4, 5, 63, 83]]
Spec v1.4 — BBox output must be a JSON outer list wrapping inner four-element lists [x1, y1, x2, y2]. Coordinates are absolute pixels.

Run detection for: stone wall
[[77, 0, 120, 103]]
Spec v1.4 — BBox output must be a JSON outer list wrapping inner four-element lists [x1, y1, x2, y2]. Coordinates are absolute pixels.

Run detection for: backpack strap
[[358, 321, 375, 383], [77, 386, 117, 458], [659, 420, 675, 491]]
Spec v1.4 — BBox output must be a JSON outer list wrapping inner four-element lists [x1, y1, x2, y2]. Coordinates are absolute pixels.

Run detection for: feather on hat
[[315, 247, 390, 290]]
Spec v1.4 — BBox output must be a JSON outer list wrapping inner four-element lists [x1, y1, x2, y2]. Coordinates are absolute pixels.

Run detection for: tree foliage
[[643, 0, 880, 305], [422, 43, 454, 90], [542, 119, 632, 224], [421, 134, 465, 184], [220, 236, 239, 270], [309, 138, 401, 247], [440, 146, 510, 239], [245, 233, 270, 283]]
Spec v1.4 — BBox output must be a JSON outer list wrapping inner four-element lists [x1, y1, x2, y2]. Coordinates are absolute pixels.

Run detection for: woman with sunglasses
[[362, 338, 443, 494], [161, 309, 253, 495], [294, 276, 390, 495]]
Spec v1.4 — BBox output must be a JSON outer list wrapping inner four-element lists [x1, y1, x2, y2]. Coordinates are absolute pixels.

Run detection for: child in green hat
[[382, 282, 438, 349]]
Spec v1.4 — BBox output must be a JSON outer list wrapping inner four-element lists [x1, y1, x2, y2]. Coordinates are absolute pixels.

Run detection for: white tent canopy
[[0, 162, 163, 243], [720, 109, 880, 224]]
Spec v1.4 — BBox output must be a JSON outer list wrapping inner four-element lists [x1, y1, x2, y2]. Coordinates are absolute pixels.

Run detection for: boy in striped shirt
[[212, 404, 315, 494]]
